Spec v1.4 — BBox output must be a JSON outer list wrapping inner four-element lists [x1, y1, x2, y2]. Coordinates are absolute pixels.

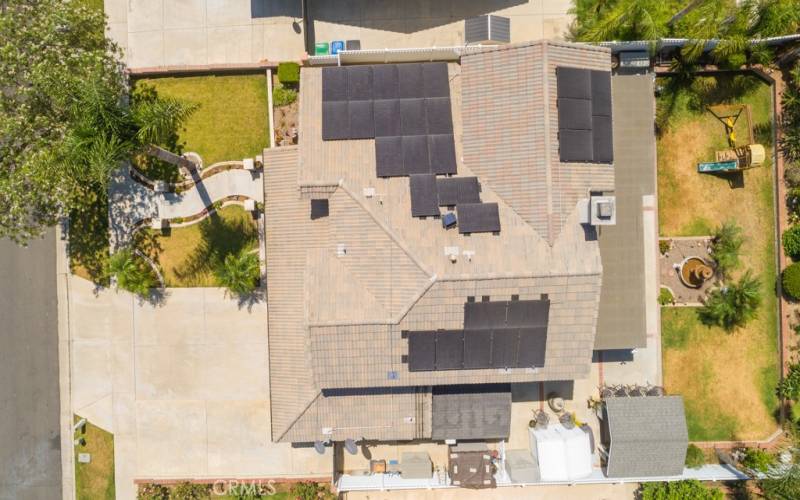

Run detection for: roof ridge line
[[337, 180, 435, 278]]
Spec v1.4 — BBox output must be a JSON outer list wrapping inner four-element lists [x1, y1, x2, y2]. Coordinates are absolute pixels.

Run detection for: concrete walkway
[[109, 166, 263, 249], [67, 277, 331, 499]]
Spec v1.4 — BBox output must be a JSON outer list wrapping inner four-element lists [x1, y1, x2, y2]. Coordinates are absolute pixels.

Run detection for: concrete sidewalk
[[68, 278, 331, 499]]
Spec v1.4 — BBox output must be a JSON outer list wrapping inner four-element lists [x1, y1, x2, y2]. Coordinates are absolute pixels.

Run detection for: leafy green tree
[[106, 249, 155, 297], [0, 1, 195, 243], [640, 480, 724, 500], [777, 362, 800, 400], [784, 225, 800, 258], [685, 444, 705, 468], [699, 270, 762, 330], [214, 249, 260, 296], [711, 221, 744, 277], [760, 463, 800, 500]]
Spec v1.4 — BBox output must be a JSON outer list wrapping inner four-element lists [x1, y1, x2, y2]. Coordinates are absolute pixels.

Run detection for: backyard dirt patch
[[658, 74, 779, 441]]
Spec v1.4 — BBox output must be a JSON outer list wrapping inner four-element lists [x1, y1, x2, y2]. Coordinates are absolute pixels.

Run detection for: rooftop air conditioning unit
[[590, 196, 616, 225]]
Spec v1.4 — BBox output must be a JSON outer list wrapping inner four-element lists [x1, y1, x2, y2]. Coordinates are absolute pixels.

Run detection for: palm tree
[[106, 249, 155, 297], [580, 0, 662, 42], [699, 270, 762, 330], [711, 221, 744, 277], [215, 250, 260, 296], [131, 89, 198, 146]]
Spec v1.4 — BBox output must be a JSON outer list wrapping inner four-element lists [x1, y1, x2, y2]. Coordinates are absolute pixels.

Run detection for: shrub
[[290, 482, 334, 500], [783, 263, 800, 300], [784, 225, 800, 259], [169, 482, 210, 499], [741, 448, 775, 473], [711, 221, 743, 277], [658, 287, 674, 306], [277, 62, 300, 85], [760, 463, 800, 500], [106, 249, 155, 297], [777, 362, 800, 400], [215, 249, 260, 296], [685, 444, 705, 469], [699, 270, 761, 330], [659, 239, 671, 254], [639, 480, 723, 500], [138, 483, 170, 500], [273, 85, 297, 107], [786, 165, 800, 188]]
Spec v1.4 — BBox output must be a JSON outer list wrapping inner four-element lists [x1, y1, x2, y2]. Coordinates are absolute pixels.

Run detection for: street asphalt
[[0, 229, 62, 500]]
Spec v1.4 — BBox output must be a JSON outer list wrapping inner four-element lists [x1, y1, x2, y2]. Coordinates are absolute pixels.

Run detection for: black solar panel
[[408, 331, 436, 371], [591, 70, 612, 117], [373, 64, 399, 99], [437, 177, 480, 206], [491, 330, 519, 369], [409, 174, 440, 217], [375, 136, 404, 177], [464, 301, 507, 330], [425, 97, 453, 135], [435, 330, 464, 370], [348, 100, 375, 139], [517, 327, 548, 367], [402, 135, 430, 175], [428, 134, 457, 174], [422, 62, 450, 98], [457, 203, 500, 234], [322, 66, 348, 102], [398, 63, 425, 99], [592, 115, 614, 163], [373, 99, 401, 137], [558, 129, 594, 163], [463, 330, 493, 369], [506, 300, 550, 328], [558, 98, 593, 130], [556, 67, 591, 99], [400, 98, 427, 136], [322, 101, 349, 140], [347, 65, 373, 100]]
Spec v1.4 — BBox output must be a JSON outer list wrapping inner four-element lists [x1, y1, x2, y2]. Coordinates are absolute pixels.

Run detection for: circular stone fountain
[[678, 257, 714, 288]]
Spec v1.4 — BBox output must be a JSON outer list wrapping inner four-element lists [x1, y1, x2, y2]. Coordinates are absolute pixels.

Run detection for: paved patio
[[68, 277, 331, 499], [105, 0, 574, 69]]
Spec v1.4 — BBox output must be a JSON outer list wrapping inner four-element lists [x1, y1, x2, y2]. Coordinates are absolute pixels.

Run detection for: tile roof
[[265, 41, 615, 443], [604, 396, 689, 477], [461, 40, 614, 244]]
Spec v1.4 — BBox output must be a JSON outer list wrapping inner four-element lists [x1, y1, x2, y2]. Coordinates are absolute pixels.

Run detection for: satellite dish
[[314, 441, 326, 454], [344, 438, 358, 455]]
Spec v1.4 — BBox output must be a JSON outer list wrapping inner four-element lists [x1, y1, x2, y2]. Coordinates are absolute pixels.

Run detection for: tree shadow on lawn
[[173, 212, 257, 285], [68, 182, 110, 285]]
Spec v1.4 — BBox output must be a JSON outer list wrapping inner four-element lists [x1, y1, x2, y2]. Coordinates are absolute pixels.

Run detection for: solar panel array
[[321, 63, 457, 177], [457, 203, 501, 233], [408, 175, 482, 218], [556, 67, 613, 164], [407, 299, 550, 371]]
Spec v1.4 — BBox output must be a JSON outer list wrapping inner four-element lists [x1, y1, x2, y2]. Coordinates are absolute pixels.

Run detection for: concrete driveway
[[106, 0, 574, 69], [68, 278, 331, 499]]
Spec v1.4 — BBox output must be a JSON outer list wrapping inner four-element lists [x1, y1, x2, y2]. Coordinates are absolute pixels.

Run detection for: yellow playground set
[[697, 103, 766, 174]]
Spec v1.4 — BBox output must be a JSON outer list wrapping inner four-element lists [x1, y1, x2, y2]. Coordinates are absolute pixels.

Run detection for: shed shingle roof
[[604, 396, 689, 478]]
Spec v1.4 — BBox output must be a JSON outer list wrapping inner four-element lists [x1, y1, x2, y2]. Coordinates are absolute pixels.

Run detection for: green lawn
[[140, 205, 258, 287], [74, 416, 115, 500], [657, 73, 780, 441], [135, 75, 270, 166]]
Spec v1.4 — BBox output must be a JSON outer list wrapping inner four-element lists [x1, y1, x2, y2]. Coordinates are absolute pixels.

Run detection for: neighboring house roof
[[264, 40, 615, 444], [431, 385, 512, 440], [604, 396, 689, 478]]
